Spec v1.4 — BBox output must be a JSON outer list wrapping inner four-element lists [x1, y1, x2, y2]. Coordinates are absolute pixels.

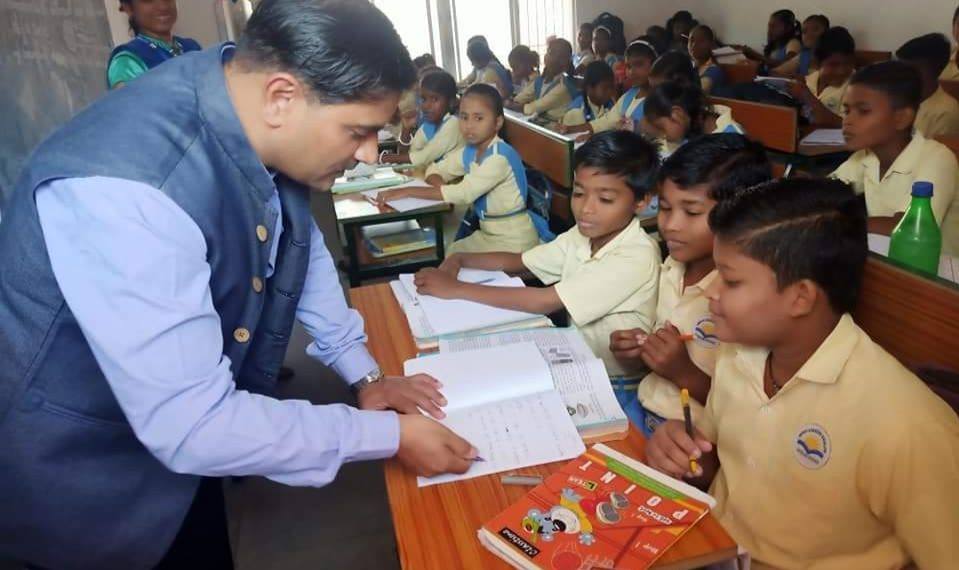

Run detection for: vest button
[[252, 276, 264, 293], [256, 224, 269, 243], [234, 327, 251, 343]]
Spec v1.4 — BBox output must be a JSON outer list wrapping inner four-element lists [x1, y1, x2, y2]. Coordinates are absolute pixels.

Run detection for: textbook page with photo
[[439, 328, 629, 443], [478, 444, 725, 570], [404, 342, 586, 487], [390, 269, 552, 351]]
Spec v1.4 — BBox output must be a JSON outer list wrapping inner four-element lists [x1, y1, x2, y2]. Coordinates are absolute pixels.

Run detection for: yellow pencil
[[680, 389, 700, 475]]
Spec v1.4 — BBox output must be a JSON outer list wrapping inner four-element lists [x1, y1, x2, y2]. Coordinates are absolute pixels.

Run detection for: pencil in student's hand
[[678, 333, 694, 341], [680, 389, 700, 475]]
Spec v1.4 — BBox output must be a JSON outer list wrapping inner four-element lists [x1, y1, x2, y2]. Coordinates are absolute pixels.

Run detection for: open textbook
[[439, 328, 629, 442], [405, 342, 586, 487]]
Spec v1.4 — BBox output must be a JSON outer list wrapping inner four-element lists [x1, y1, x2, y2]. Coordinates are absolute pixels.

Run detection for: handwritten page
[[417, 391, 585, 487]]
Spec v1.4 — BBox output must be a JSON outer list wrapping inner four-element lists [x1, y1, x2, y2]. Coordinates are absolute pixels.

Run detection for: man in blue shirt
[[0, 1, 474, 568]]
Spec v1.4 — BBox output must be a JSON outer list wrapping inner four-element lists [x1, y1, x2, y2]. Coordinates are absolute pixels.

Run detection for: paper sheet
[[404, 342, 554, 411], [799, 128, 846, 146], [417, 390, 586, 487], [362, 182, 445, 212]]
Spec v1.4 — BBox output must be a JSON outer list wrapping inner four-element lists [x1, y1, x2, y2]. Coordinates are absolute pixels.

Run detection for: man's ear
[[262, 72, 304, 129]]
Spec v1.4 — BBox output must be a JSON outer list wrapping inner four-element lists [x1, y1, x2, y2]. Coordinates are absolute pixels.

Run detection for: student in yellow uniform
[[560, 61, 616, 128], [769, 14, 829, 78], [643, 82, 746, 159], [460, 39, 513, 98], [573, 22, 597, 73], [735, 9, 802, 71], [788, 26, 855, 128], [412, 131, 662, 393], [833, 61, 959, 254], [646, 177, 959, 570], [559, 39, 657, 137], [377, 84, 544, 254], [593, 25, 623, 68], [687, 25, 725, 94], [381, 70, 464, 168], [941, 7, 959, 80], [896, 33, 959, 138], [508, 45, 540, 97], [507, 38, 577, 122], [609, 134, 772, 436]]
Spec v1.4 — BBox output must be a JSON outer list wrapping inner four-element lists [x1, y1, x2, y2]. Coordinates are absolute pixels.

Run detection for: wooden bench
[[854, 49, 892, 68], [718, 61, 759, 84], [709, 96, 799, 153]]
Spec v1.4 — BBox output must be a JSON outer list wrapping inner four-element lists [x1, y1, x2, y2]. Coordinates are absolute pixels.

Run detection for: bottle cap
[[912, 181, 933, 197]]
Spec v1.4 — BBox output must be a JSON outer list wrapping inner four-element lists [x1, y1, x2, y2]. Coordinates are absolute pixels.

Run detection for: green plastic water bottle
[[888, 181, 942, 275]]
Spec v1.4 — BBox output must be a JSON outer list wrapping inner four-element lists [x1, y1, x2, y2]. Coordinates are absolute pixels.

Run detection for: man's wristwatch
[[351, 367, 385, 395]]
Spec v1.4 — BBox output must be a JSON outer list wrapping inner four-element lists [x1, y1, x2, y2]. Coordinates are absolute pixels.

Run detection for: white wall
[[576, 0, 956, 52]]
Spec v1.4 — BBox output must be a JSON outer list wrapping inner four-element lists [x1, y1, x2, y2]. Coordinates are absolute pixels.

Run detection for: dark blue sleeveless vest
[[0, 45, 311, 569]]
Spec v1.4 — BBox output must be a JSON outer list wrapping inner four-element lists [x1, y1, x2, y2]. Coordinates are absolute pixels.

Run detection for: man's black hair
[[573, 131, 660, 199], [709, 177, 867, 314], [235, 0, 416, 103]]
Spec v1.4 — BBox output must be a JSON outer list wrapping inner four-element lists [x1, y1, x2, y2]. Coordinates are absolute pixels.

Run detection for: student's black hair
[[549, 37, 576, 75], [691, 24, 716, 43], [420, 70, 457, 110], [896, 33, 953, 77], [582, 60, 615, 90], [119, 0, 141, 35], [813, 26, 855, 64], [666, 11, 696, 42], [412, 53, 436, 69], [954, 5, 959, 24], [850, 60, 923, 110], [467, 40, 495, 66], [508, 44, 536, 70], [645, 25, 670, 54], [461, 83, 504, 117], [709, 178, 867, 315], [579, 22, 596, 33], [573, 131, 660, 200], [644, 81, 708, 137], [805, 14, 830, 30], [625, 37, 659, 61], [765, 9, 800, 57], [658, 133, 772, 202], [650, 50, 699, 87], [235, 0, 415, 103]]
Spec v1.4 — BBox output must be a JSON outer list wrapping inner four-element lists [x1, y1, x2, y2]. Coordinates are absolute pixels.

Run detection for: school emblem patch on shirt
[[692, 315, 719, 348], [794, 424, 830, 469]]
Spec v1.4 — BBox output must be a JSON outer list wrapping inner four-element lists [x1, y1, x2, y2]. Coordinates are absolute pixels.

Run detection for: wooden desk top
[[350, 283, 737, 570]]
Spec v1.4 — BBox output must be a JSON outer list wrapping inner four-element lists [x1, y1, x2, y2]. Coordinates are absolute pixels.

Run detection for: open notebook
[[405, 342, 586, 487], [439, 328, 629, 443], [390, 269, 552, 350], [362, 180, 446, 213]]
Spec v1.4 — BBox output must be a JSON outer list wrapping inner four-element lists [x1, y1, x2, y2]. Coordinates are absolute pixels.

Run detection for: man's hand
[[645, 420, 712, 480], [357, 374, 448, 419], [413, 267, 462, 299], [639, 323, 700, 385], [396, 415, 478, 477]]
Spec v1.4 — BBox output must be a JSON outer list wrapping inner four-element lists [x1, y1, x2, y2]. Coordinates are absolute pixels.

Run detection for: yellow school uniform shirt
[[940, 46, 959, 80], [427, 136, 539, 254], [805, 70, 849, 117], [637, 258, 718, 422], [521, 218, 661, 377], [915, 86, 959, 138], [514, 74, 575, 122], [408, 114, 465, 168], [832, 132, 959, 255], [699, 314, 959, 570], [561, 99, 612, 127], [589, 90, 645, 133]]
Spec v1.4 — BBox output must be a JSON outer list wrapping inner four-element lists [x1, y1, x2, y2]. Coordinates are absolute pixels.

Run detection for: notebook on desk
[[405, 342, 586, 487], [439, 328, 629, 443], [390, 269, 553, 351]]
